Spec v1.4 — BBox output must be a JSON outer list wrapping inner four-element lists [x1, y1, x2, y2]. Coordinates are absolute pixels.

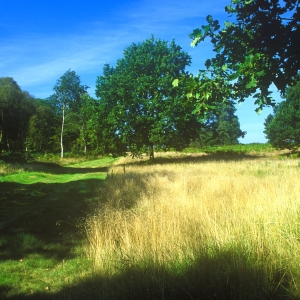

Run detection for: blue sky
[[1, 0, 279, 143]]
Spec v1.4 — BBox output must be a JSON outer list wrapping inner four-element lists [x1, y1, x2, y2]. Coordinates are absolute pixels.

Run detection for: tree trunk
[[199, 132, 203, 149], [82, 124, 87, 154], [61, 104, 65, 158], [149, 143, 154, 160]]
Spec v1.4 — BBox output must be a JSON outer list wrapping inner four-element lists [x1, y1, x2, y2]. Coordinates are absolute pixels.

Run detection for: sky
[[1, 0, 281, 143]]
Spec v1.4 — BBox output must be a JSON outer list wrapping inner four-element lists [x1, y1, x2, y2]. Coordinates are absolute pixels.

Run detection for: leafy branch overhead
[[184, 0, 300, 114]]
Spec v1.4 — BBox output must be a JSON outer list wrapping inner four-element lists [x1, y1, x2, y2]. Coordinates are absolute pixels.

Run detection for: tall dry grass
[[85, 156, 300, 299]]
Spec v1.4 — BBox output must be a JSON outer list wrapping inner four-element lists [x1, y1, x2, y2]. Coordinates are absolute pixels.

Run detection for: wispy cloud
[[0, 0, 228, 98]]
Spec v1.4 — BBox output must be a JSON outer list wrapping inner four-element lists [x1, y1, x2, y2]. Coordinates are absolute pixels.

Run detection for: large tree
[[264, 79, 300, 149], [0, 77, 35, 152], [96, 37, 200, 159], [183, 0, 299, 114], [49, 70, 89, 158]]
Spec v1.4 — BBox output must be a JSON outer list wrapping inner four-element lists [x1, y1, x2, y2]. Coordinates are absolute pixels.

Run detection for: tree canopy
[[96, 36, 200, 159], [264, 78, 300, 149], [0, 77, 35, 152], [185, 0, 300, 114], [49, 70, 89, 157], [1, 38, 246, 158]]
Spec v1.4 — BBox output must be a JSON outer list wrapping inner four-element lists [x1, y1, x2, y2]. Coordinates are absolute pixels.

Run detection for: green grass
[[0, 170, 108, 184], [0, 156, 117, 299], [1, 147, 298, 299]]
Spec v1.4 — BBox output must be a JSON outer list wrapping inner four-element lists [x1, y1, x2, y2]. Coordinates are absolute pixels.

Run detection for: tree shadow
[[2, 155, 300, 299], [278, 150, 300, 159], [23, 161, 109, 174], [116, 151, 265, 168], [0, 177, 105, 261], [4, 248, 298, 300]]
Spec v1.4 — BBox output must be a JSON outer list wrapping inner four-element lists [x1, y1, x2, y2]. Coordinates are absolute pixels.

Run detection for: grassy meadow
[[0, 156, 117, 299], [1, 146, 300, 299]]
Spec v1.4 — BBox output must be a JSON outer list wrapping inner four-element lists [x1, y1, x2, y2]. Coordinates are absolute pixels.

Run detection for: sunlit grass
[[2, 149, 300, 299], [0, 157, 114, 299], [0, 171, 107, 184], [0, 157, 118, 183], [85, 157, 300, 299], [0, 248, 93, 297]]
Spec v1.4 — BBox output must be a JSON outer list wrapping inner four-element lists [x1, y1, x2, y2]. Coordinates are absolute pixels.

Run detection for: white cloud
[[0, 0, 228, 98]]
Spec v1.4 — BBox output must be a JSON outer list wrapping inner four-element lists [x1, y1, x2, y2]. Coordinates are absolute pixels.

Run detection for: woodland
[[1, 0, 300, 299]]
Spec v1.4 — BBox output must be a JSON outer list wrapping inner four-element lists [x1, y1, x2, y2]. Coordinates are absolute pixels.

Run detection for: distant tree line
[[2, 0, 300, 157], [264, 77, 300, 150], [0, 37, 245, 158]]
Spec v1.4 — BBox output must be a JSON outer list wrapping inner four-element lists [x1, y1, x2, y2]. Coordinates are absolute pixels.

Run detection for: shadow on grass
[[0, 177, 105, 261], [3, 248, 298, 300], [278, 150, 300, 159], [23, 161, 109, 175], [116, 151, 265, 168], [2, 153, 297, 299]]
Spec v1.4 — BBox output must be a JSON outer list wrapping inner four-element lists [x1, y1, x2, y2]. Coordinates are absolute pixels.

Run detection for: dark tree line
[[0, 37, 245, 158], [264, 78, 300, 149], [2, 0, 300, 157], [0, 77, 36, 152]]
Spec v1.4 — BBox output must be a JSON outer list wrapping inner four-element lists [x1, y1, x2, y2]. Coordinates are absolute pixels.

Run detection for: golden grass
[[85, 156, 300, 299]]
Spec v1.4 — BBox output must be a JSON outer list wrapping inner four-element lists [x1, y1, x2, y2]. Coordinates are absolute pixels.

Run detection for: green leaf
[[186, 92, 193, 99], [246, 74, 257, 89], [206, 15, 213, 23], [172, 79, 179, 87], [256, 70, 265, 77], [255, 107, 262, 115], [222, 64, 228, 71], [191, 37, 201, 48], [225, 5, 234, 13], [228, 72, 240, 81], [224, 21, 231, 27]]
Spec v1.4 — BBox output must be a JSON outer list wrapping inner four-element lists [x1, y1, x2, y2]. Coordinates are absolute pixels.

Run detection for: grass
[[182, 143, 275, 155], [84, 154, 300, 299], [1, 148, 300, 299], [0, 156, 118, 299]]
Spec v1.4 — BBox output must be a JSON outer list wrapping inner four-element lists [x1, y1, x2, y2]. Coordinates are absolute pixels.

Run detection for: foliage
[[184, 0, 300, 114], [49, 70, 89, 158], [76, 94, 106, 155], [192, 100, 246, 147], [0, 77, 36, 152], [27, 103, 57, 152], [264, 79, 300, 149], [96, 36, 200, 159], [184, 142, 274, 154]]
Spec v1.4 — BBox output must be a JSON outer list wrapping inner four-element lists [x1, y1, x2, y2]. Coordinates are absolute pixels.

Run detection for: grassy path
[[0, 157, 117, 299]]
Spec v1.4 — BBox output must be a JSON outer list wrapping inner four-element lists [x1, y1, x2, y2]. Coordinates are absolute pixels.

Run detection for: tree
[[49, 70, 89, 158], [193, 100, 246, 147], [264, 79, 300, 149], [96, 37, 200, 159], [217, 101, 246, 145], [27, 103, 57, 152], [184, 0, 300, 114], [0, 77, 35, 152], [75, 94, 105, 155]]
